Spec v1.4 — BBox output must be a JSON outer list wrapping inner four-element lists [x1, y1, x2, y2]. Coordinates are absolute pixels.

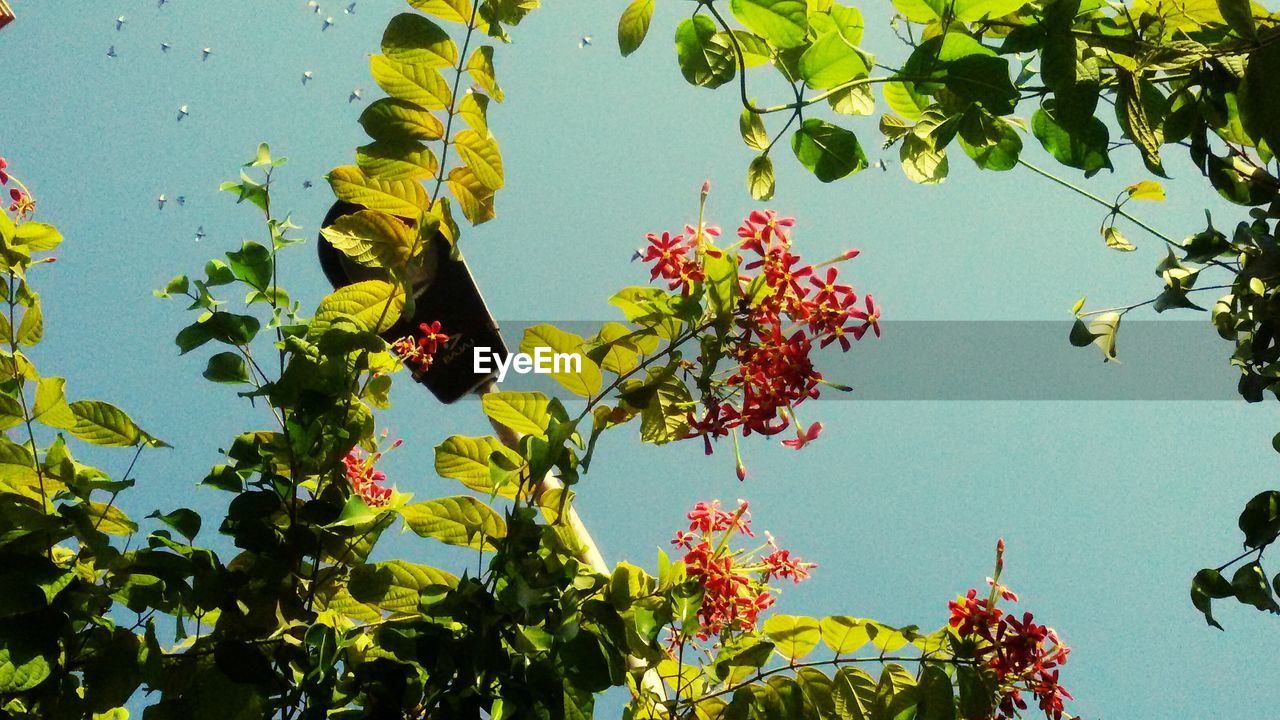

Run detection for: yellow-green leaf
[[85, 501, 137, 536], [310, 280, 406, 337], [453, 129, 504, 190], [763, 614, 821, 661], [407, 0, 471, 24], [327, 165, 431, 218], [434, 435, 521, 495], [359, 98, 445, 141], [1103, 226, 1136, 251], [382, 12, 458, 67], [65, 400, 153, 447], [15, 301, 42, 346], [618, 0, 655, 56], [447, 166, 496, 225], [13, 223, 62, 252], [349, 560, 458, 613], [820, 616, 871, 654], [370, 55, 452, 110], [319, 210, 419, 269], [355, 141, 439, 181], [399, 495, 506, 551], [466, 46, 503, 102], [518, 325, 602, 397], [1126, 179, 1166, 201], [481, 391, 551, 437]]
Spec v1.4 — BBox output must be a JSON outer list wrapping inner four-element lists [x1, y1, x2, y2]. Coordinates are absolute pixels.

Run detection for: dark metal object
[[318, 201, 508, 404]]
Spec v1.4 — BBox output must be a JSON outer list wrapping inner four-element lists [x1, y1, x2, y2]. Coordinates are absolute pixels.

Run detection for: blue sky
[[2, 1, 1277, 717]]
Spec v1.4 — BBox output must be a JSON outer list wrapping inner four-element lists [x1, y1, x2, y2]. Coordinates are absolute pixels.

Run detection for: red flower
[[342, 448, 392, 507], [0, 157, 9, 185], [762, 545, 815, 583], [417, 320, 449, 354], [849, 294, 881, 339]]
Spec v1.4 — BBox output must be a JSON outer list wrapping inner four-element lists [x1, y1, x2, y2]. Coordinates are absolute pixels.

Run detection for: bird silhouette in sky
[[302, 71, 314, 85], [115, 16, 127, 30], [579, 35, 593, 48], [201, 47, 213, 61], [161, 42, 171, 52], [345, 2, 357, 14], [107, 46, 117, 58], [195, 226, 207, 242], [308, 0, 321, 13], [322, 16, 335, 30], [349, 88, 363, 102], [176, 105, 189, 121], [158, 0, 168, 6], [176, 196, 186, 206], [303, 180, 314, 189], [157, 194, 167, 210]]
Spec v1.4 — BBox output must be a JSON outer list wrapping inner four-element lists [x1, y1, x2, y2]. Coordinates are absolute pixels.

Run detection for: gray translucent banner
[[468, 321, 1248, 401]]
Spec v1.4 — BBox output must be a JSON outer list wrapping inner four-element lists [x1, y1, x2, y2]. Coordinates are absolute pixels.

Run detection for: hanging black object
[[317, 201, 508, 404]]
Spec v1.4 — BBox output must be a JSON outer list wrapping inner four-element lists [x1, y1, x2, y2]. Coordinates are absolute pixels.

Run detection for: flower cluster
[[670, 499, 814, 642], [638, 190, 879, 463], [0, 157, 35, 217], [948, 541, 1074, 720], [342, 436, 401, 508], [391, 320, 448, 373]]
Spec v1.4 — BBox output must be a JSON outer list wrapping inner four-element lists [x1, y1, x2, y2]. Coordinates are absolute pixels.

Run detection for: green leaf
[[370, 55, 452, 110], [203, 352, 251, 384], [763, 614, 821, 661], [799, 28, 869, 90], [740, 109, 769, 151], [917, 664, 955, 720], [900, 133, 949, 184], [748, 154, 776, 200], [729, 0, 808, 48], [0, 394, 22, 432], [1032, 105, 1112, 176], [482, 391, 552, 437], [226, 240, 273, 290], [1191, 567, 1235, 629], [383, 13, 458, 67], [1238, 490, 1280, 548], [453, 129, 504, 190], [675, 16, 736, 89], [400, 495, 507, 551], [65, 400, 156, 447], [15, 300, 42, 346], [356, 141, 439, 181], [359, 98, 445, 142], [1231, 561, 1279, 612], [148, 508, 202, 541], [85, 501, 137, 535], [349, 560, 458, 613], [320, 210, 419, 269], [820, 615, 870, 654], [0, 624, 53, 693], [832, 666, 877, 720], [519, 324, 603, 397], [830, 84, 876, 115], [958, 115, 1022, 171], [0, 436, 37, 487], [1242, 39, 1280, 157], [792, 118, 868, 182], [618, 0, 655, 56], [309, 280, 406, 336], [328, 165, 432, 218]]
